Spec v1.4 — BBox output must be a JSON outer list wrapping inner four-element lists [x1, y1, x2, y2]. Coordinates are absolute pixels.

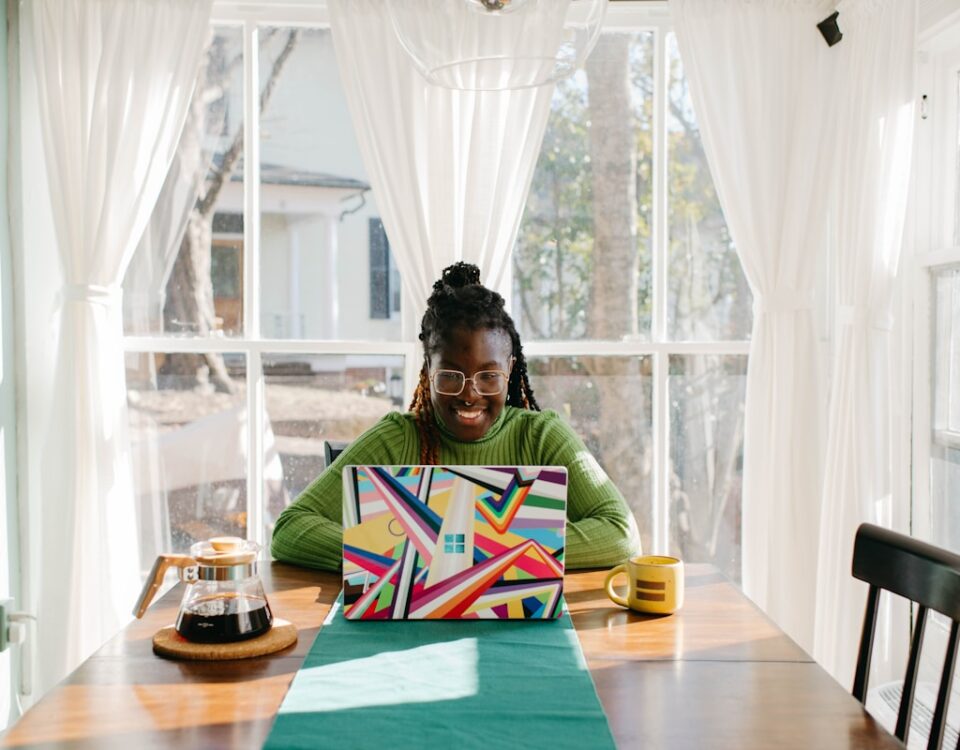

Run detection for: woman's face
[[428, 326, 513, 442]]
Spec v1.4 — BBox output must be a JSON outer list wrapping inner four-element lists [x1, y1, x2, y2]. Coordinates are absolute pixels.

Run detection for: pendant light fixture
[[385, 0, 608, 91]]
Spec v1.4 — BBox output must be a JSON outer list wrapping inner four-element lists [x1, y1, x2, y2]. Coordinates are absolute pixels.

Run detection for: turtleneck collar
[[434, 405, 510, 445]]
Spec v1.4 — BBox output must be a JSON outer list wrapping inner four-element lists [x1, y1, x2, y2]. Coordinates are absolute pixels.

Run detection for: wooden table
[[1, 563, 901, 749]]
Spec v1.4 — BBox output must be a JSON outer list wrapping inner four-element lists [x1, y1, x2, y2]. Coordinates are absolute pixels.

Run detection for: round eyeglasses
[[431, 369, 509, 396]]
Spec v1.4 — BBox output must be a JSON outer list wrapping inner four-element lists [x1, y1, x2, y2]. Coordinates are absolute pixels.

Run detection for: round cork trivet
[[152, 619, 297, 661]]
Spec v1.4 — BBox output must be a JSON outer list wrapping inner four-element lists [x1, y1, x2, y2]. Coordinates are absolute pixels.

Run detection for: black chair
[[852, 523, 960, 749], [322, 440, 349, 471]]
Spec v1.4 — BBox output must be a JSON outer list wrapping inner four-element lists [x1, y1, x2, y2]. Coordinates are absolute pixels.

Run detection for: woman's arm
[[533, 412, 641, 569], [270, 413, 412, 570]]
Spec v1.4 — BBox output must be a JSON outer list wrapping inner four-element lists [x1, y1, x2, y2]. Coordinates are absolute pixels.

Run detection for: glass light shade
[[385, 0, 608, 91]]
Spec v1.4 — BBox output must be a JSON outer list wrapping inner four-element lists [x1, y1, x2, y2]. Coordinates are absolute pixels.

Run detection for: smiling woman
[[426, 327, 514, 442], [410, 263, 534, 455], [270, 262, 642, 570]]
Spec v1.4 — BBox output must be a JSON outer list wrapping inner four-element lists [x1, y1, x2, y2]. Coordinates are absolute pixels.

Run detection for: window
[[955, 69, 960, 248], [123, 18, 411, 571], [931, 266, 960, 552], [369, 218, 401, 320], [122, 4, 749, 581], [913, 30, 960, 556], [516, 22, 749, 580], [212, 240, 243, 333], [910, 21, 960, 711]]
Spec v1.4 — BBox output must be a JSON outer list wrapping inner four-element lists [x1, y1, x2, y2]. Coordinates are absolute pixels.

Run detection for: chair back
[[852, 523, 960, 749], [322, 440, 349, 471]]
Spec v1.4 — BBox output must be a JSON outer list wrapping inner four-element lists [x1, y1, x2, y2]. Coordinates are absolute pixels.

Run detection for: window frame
[[123, 0, 751, 558], [522, 6, 750, 555], [905, 14, 960, 682], [910, 24, 960, 548]]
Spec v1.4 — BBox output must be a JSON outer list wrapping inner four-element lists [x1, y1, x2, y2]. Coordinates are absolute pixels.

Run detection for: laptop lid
[[342, 465, 567, 620]]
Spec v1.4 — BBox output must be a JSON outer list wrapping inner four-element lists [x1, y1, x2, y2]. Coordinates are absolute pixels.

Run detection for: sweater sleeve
[[270, 412, 413, 571], [532, 411, 642, 569]]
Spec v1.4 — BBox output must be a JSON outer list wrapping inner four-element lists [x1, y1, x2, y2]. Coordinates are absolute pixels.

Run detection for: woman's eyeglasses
[[431, 369, 509, 396]]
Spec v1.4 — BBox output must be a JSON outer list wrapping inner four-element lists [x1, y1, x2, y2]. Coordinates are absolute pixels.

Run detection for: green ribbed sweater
[[271, 406, 641, 571]]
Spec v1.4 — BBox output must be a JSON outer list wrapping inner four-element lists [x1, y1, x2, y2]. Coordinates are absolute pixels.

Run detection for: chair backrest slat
[[896, 605, 928, 744], [928, 619, 959, 750], [853, 585, 880, 702], [322, 440, 350, 471], [851, 524, 960, 750]]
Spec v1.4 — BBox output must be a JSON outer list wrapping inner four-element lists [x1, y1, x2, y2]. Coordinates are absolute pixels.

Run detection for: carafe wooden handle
[[133, 555, 197, 618]]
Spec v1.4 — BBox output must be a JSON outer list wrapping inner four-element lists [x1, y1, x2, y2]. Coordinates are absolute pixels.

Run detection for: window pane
[[931, 444, 960, 555], [514, 32, 654, 341], [264, 353, 405, 539], [257, 27, 401, 340], [127, 351, 249, 572], [669, 354, 747, 582], [525, 355, 653, 554], [934, 267, 960, 434], [931, 267, 960, 554], [123, 26, 246, 338], [954, 70, 960, 248], [666, 34, 752, 341]]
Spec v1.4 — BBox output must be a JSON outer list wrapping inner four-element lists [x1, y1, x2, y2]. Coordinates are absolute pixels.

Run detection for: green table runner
[[264, 598, 616, 749]]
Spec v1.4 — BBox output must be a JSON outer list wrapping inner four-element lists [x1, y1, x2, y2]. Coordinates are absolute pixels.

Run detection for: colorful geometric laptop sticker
[[342, 466, 567, 620]]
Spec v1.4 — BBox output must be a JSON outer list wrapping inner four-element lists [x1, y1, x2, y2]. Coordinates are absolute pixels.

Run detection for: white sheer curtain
[[122, 101, 206, 336], [671, 0, 834, 652], [30, 0, 212, 691], [814, 0, 917, 685], [328, 0, 555, 326]]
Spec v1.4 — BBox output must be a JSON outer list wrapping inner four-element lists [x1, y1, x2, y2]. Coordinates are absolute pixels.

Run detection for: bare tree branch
[[198, 29, 301, 217]]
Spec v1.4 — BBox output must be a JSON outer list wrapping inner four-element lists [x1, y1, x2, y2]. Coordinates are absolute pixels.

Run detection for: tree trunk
[[161, 212, 235, 392], [162, 30, 300, 393], [587, 35, 637, 341], [584, 36, 651, 544]]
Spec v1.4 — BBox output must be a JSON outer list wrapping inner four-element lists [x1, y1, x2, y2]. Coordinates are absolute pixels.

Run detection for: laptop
[[341, 465, 567, 621]]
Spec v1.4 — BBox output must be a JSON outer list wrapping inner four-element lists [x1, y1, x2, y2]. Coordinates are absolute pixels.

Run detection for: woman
[[271, 262, 640, 570]]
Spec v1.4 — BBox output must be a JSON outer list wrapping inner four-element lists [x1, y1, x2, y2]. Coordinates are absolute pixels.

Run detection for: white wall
[[259, 207, 402, 341], [260, 28, 360, 180], [260, 213, 291, 336], [257, 27, 402, 342]]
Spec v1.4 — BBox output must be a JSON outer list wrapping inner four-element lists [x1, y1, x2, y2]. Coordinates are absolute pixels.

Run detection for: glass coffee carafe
[[133, 537, 273, 644]]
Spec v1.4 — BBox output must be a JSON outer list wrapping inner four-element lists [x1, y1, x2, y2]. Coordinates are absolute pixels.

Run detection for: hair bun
[[436, 262, 481, 292]]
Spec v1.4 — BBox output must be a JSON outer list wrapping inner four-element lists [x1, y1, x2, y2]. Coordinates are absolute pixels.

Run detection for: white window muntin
[[125, 1, 744, 555]]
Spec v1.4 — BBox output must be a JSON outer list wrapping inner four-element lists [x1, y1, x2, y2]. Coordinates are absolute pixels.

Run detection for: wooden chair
[[322, 440, 349, 471], [852, 523, 960, 749]]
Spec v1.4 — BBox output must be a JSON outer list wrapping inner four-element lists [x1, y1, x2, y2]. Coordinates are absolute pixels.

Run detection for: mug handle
[[604, 564, 629, 608]]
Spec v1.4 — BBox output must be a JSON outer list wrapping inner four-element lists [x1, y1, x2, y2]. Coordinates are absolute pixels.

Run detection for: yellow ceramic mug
[[604, 555, 684, 615]]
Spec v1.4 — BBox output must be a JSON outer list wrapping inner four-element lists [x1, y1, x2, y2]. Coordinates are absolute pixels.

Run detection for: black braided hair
[[408, 262, 539, 464]]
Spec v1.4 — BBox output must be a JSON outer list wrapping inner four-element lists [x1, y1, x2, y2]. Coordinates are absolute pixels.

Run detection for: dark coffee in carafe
[[176, 592, 273, 643]]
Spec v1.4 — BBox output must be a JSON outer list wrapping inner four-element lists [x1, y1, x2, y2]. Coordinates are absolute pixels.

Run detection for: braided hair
[[408, 262, 539, 464]]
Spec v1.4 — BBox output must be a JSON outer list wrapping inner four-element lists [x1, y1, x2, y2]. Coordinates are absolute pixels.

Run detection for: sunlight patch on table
[[278, 637, 479, 714]]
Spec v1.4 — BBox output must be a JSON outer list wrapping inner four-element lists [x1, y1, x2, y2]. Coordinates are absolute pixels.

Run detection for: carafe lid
[[191, 537, 259, 566]]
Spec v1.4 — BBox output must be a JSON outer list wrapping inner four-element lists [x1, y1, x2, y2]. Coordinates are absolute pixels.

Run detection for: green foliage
[[515, 71, 594, 339], [514, 31, 751, 343], [513, 32, 751, 579]]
